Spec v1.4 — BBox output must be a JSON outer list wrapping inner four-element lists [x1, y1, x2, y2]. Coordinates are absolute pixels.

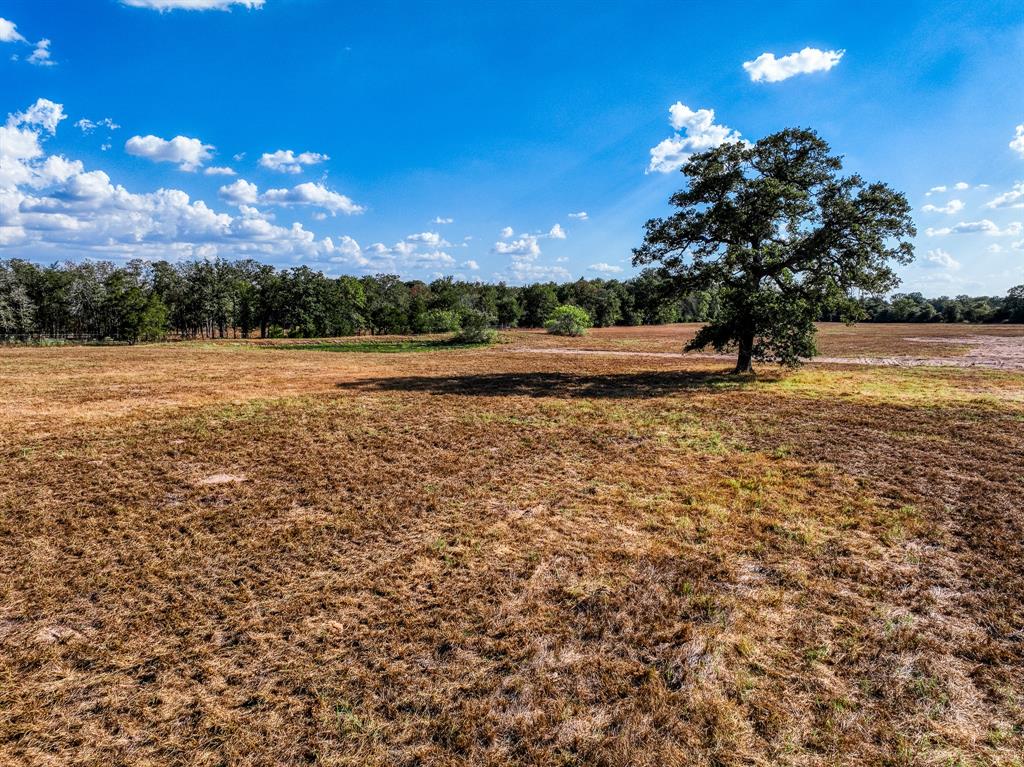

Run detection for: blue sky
[[2, 0, 1022, 293]]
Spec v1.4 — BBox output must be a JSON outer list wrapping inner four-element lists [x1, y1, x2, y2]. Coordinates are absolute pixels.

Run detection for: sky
[[1, 0, 1023, 294]]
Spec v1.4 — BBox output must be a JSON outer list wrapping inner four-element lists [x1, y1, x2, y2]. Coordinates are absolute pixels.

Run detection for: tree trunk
[[734, 331, 754, 374]]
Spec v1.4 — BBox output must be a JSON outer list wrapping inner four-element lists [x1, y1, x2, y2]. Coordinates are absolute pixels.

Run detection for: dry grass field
[[2, 323, 1023, 766]]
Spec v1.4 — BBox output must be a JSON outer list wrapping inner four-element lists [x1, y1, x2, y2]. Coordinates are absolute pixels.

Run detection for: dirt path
[[513, 335, 1024, 371]]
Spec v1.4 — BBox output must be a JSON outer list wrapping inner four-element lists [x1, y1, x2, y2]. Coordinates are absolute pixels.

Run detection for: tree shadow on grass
[[336, 369, 753, 399]]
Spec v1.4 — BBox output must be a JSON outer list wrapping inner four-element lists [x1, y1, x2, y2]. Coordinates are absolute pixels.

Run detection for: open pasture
[[2, 323, 1023, 766]]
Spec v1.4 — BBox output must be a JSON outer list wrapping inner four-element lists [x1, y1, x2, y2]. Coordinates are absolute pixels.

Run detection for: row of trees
[[0, 258, 723, 342], [1, 257, 1022, 343]]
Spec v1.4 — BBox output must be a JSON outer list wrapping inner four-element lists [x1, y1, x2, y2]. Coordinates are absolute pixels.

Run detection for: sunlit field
[[3, 323, 1023, 766]]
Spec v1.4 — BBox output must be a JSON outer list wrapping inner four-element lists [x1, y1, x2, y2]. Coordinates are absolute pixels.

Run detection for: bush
[[453, 309, 496, 344], [420, 308, 461, 333], [544, 304, 591, 336]]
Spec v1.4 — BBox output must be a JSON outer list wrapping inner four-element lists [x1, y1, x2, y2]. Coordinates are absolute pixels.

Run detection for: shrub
[[453, 309, 496, 344], [544, 304, 591, 336], [420, 309, 461, 333]]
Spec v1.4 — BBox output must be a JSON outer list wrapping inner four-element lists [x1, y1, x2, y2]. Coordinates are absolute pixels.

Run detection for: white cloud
[[568, 211, 588, 220], [1011, 125, 1024, 159], [922, 249, 960, 270], [432, 216, 453, 224], [259, 149, 329, 174], [27, 38, 54, 66], [121, 0, 265, 10], [204, 166, 236, 176], [920, 199, 964, 215], [0, 99, 358, 265], [75, 117, 121, 134], [926, 220, 1023, 237], [926, 185, 947, 196], [493, 234, 541, 257], [405, 231, 451, 247], [500, 226, 514, 239], [260, 181, 364, 216], [953, 181, 969, 190], [125, 134, 214, 171], [218, 178, 258, 205], [326, 235, 458, 274], [742, 47, 844, 83], [648, 103, 744, 174], [548, 223, 566, 239], [0, 17, 26, 43], [988, 244, 1003, 253], [589, 262, 622, 274], [10, 98, 66, 134], [985, 182, 1024, 209], [463, 259, 479, 270]]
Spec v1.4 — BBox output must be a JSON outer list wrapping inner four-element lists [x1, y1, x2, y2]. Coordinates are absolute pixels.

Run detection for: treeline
[[1, 258, 1022, 342]]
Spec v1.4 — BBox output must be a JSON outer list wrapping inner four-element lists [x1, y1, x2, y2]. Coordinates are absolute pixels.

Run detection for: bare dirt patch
[[515, 333, 1024, 371]]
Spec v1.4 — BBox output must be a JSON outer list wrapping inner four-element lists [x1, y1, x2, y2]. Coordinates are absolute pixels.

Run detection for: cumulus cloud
[[218, 178, 258, 205], [27, 38, 54, 66], [405, 231, 451, 247], [462, 260, 479, 270], [326, 235, 458, 274], [920, 199, 964, 215], [121, 0, 265, 10], [75, 117, 121, 134], [548, 223, 566, 239], [203, 166, 236, 176], [922, 248, 960, 270], [743, 47, 844, 83], [1011, 125, 1024, 159], [259, 149, 329, 174], [493, 234, 541, 258], [648, 102, 744, 174], [490, 231, 569, 283], [432, 216, 453, 224], [125, 134, 214, 171], [0, 100, 340, 264], [261, 182, 362, 215], [500, 226, 514, 239], [985, 182, 1024, 209], [589, 262, 622, 274], [0, 17, 26, 43], [568, 211, 588, 220], [220, 179, 363, 216], [926, 220, 1023, 237], [10, 99, 66, 134]]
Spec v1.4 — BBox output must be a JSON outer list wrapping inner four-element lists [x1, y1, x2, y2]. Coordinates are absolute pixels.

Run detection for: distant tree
[[420, 308, 461, 333], [495, 284, 523, 328], [138, 295, 170, 342], [1005, 285, 1024, 323], [453, 308, 496, 344], [634, 128, 916, 372], [545, 304, 591, 336], [521, 283, 559, 327], [0, 261, 36, 336]]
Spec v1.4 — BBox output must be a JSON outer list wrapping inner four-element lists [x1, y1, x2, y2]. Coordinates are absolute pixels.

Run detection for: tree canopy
[[633, 128, 917, 372]]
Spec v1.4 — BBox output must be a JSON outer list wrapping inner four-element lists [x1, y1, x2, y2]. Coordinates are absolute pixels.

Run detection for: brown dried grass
[[1, 324, 1022, 765]]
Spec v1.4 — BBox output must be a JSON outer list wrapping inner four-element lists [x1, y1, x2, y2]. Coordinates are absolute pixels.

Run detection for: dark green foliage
[[634, 128, 917, 372], [1, 256, 1020, 344], [453, 308, 496, 344]]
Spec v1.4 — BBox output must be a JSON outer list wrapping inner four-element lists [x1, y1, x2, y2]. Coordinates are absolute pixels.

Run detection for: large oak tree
[[633, 128, 916, 372]]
